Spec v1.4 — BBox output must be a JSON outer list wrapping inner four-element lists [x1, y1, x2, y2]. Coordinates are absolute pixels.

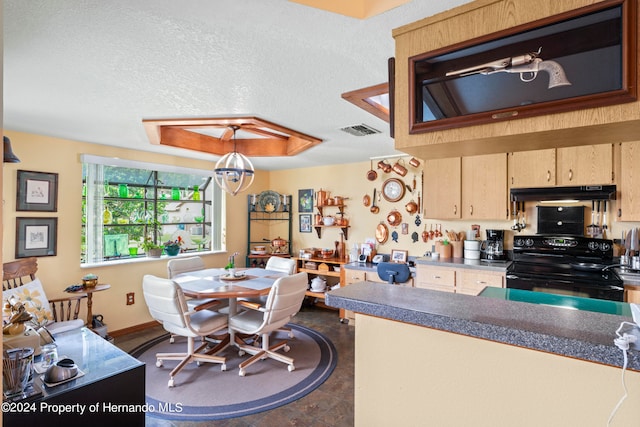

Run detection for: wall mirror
[[409, 0, 637, 133]]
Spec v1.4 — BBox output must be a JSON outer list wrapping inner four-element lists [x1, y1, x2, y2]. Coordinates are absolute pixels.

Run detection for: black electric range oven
[[506, 235, 624, 301]]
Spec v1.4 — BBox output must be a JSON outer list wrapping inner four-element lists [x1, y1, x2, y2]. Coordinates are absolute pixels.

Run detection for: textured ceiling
[[3, 0, 471, 171]]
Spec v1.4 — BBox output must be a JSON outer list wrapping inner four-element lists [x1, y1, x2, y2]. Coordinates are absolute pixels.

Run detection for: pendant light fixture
[[213, 126, 255, 196], [3, 136, 21, 163]]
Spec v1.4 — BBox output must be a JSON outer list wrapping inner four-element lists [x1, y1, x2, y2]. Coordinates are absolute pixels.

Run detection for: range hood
[[510, 185, 616, 202]]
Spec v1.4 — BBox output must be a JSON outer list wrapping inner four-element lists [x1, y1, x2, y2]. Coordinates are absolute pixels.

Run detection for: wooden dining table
[[172, 267, 287, 351]]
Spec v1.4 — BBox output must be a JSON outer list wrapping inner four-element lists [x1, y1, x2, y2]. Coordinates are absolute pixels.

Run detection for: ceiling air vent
[[340, 123, 381, 136]]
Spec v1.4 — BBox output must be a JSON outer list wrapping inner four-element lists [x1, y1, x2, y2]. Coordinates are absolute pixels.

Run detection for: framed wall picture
[[298, 189, 313, 213], [299, 214, 312, 233], [390, 249, 408, 263], [16, 170, 59, 212], [16, 217, 58, 258]]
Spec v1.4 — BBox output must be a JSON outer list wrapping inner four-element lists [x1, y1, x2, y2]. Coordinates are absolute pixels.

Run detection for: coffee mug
[[392, 159, 407, 177], [409, 157, 421, 168]]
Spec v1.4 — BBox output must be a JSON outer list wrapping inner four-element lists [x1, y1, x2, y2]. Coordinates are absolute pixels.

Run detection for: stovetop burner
[[510, 235, 622, 282]]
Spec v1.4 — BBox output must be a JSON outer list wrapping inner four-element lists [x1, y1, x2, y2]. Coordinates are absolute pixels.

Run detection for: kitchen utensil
[[387, 210, 402, 226], [363, 194, 371, 206], [323, 216, 335, 226], [632, 228, 639, 256], [316, 189, 329, 205], [602, 200, 608, 238], [595, 200, 601, 237], [412, 174, 416, 191], [367, 160, 377, 181], [405, 199, 418, 214], [392, 159, 408, 177], [411, 231, 419, 242], [391, 230, 399, 242], [409, 157, 421, 168], [428, 224, 434, 240], [376, 222, 389, 243], [377, 160, 392, 173], [370, 189, 379, 214], [587, 200, 596, 237], [422, 224, 428, 242]]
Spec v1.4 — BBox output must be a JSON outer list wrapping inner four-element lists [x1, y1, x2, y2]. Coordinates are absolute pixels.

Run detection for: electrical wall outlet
[[126, 292, 135, 305]]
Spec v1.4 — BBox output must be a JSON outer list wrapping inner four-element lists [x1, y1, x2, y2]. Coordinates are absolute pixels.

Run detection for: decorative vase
[[164, 246, 180, 256], [147, 248, 163, 258]]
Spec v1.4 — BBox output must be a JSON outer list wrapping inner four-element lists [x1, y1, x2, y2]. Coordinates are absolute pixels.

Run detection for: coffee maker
[[481, 229, 506, 261]]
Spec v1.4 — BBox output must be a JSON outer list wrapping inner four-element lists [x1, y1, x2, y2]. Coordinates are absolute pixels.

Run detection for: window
[[81, 155, 225, 265]]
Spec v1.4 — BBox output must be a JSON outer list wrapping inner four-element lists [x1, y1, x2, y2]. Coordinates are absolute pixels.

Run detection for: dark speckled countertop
[[325, 281, 640, 371]]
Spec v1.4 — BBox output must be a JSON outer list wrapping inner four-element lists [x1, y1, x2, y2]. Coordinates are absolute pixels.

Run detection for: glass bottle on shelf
[[193, 185, 200, 201], [103, 207, 112, 224], [171, 187, 180, 200]]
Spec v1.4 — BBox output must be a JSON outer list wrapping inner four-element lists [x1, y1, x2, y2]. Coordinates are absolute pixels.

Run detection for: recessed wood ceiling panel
[[143, 116, 322, 157]]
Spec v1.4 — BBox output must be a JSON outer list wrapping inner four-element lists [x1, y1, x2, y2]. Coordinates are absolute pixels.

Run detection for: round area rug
[[130, 323, 337, 421]]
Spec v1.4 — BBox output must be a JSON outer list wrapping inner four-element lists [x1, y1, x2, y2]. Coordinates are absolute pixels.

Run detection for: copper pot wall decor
[[387, 210, 402, 227], [367, 160, 378, 181], [377, 160, 392, 174]]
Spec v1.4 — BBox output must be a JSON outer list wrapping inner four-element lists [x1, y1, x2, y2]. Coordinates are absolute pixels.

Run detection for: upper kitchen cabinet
[[618, 141, 640, 221], [423, 157, 461, 219], [509, 144, 614, 188], [392, 0, 640, 161], [556, 144, 614, 186], [461, 153, 508, 220], [509, 149, 556, 188]]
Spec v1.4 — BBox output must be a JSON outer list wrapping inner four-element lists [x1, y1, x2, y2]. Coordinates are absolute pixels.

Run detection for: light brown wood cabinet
[[343, 268, 414, 324], [424, 153, 507, 220], [556, 144, 613, 186], [509, 144, 613, 189], [618, 141, 640, 221], [461, 153, 508, 220], [423, 157, 461, 219], [509, 149, 556, 188], [624, 286, 640, 304], [416, 264, 505, 295]]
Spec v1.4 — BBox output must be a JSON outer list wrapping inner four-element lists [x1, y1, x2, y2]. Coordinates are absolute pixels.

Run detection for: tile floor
[[114, 305, 355, 427]]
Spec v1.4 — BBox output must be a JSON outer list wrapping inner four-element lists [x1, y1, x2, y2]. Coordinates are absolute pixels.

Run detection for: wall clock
[[382, 178, 405, 203]]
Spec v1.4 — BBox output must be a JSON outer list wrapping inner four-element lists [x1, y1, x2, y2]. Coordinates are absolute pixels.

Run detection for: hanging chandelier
[[213, 126, 255, 196]]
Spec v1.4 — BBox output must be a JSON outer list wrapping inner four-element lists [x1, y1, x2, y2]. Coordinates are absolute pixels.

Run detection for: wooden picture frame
[[299, 214, 312, 233], [16, 170, 59, 212], [16, 217, 58, 258], [390, 249, 408, 263], [298, 189, 313, 213]]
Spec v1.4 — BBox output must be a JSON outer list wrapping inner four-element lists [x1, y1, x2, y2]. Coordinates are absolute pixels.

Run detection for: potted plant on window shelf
[[141, 237, 163, 258], [163, 236, 184, 256]]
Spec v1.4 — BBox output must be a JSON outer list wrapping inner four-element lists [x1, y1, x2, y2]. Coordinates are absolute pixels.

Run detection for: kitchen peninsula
[[326, 282, 640, 426]]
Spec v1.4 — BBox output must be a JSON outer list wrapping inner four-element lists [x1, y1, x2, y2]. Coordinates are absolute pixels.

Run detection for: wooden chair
[[230, 272, 308, 376], [3, 257, 87, 333], [142, 274, 228, 387]]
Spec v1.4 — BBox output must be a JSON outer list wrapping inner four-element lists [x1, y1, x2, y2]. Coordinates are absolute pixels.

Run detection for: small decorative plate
[[258, 190, 281, 212]]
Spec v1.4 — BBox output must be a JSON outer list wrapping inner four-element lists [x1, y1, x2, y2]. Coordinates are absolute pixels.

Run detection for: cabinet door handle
[[546, 170, 551, 182], [476, 280, 487, 285], [433, 275, 441, 279], [453, 204, 457, 215], [568, 169, 573, 181], [469, 205, 474, 216]]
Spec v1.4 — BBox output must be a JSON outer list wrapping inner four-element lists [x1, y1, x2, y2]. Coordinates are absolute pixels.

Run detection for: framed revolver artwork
[[408, 0, 636, 133]]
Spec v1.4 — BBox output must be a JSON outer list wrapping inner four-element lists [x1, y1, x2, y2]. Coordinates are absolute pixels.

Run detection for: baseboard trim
[[109, 321, 159, 338]]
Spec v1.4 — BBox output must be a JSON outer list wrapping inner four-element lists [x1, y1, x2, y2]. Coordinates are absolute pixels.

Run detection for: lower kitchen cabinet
[[343, 267, 414, 324], [416, 264, 504, 295]]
